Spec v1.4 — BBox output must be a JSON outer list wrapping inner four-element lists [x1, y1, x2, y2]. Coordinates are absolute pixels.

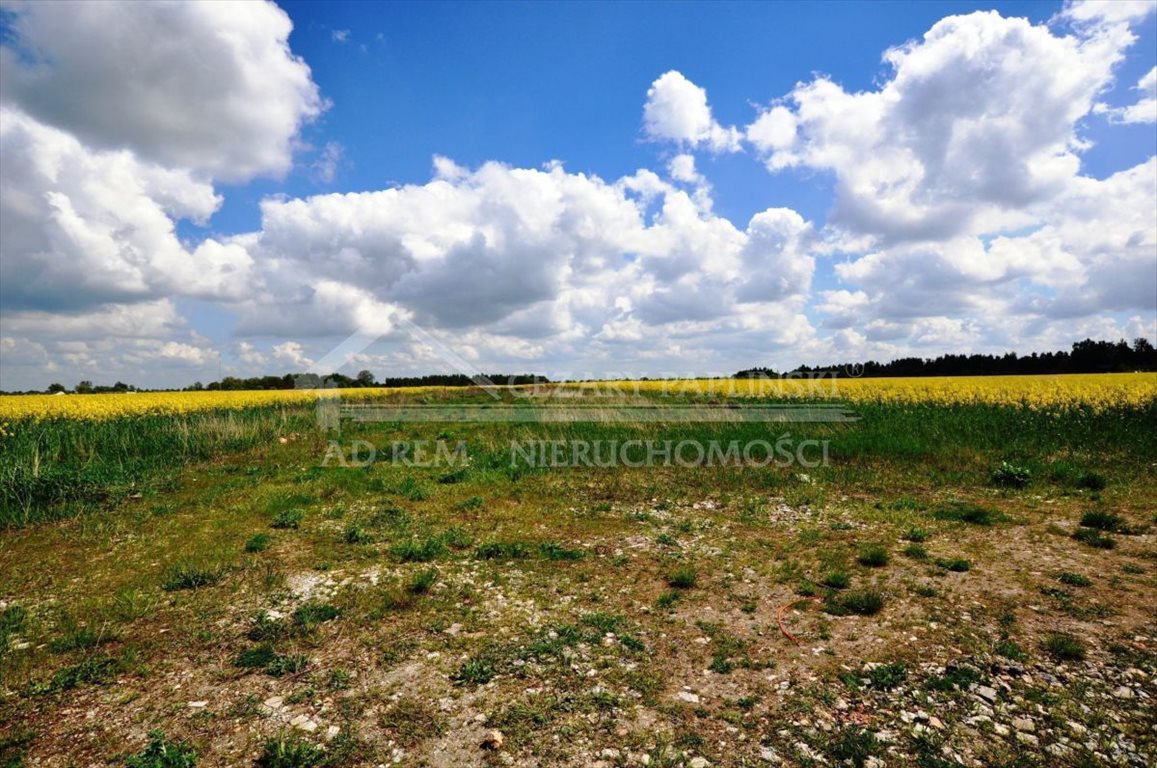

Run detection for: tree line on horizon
[[737, 338, 1157, 379], [10, 338, 1156, 395]]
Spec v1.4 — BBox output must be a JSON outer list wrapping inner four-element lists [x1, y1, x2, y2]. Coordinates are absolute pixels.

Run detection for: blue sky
[[1, 0, 1155, 388]]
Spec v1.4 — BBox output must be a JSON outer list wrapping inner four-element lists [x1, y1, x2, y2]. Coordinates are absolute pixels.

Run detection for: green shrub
[[342, 524, 373, 544], [824, 590, 885, 616], [666, 565, 698, 589], [1042, 632, 1086, 662], [1058, 571, 1092, 587], [866, 662, 907, 690], [857, 546, 889, 568], [244, 533, 271, 553], [933, 501, 998, 525], [124, 730, 198, 768], [161, 562, 225, 592], [270, 510, 304, 530], [257, 733, 327, 768], [406, 568, 438, 595], [821, 571, 851, 589], [1072, 527, 1114, 549], [991, 462, 1031, 488], [1079, 510, 1123, 532]]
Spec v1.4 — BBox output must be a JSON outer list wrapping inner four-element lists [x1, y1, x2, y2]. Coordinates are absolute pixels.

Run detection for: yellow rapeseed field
[[580, 372, 1157, 410], [0, 373, 1154, 425], [0, 387, 438, 424]]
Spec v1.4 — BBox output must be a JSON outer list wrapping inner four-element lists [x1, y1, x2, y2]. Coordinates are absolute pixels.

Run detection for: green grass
[[161, 562, 226, 592], [666, 565, 698, 589], [1042, 632, 1087, 662], [820, 570, 851, 589], [935, 557, 971, 572], [257, 733, 328, 768], [1072, 527, 1115, 549], [1058, 571, 1092, 587], [1079, 510, 1124, 532], [244, 533, 271, 553], [932, 501, 1000, 525], [856, 546, 890, 568], [124, 730, 198, 768], [270, 509, 304, 530], [824, 589, 885, 616]]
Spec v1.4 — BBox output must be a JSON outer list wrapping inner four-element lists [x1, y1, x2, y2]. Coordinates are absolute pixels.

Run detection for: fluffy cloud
[[1100, 66, 1157, 123], [643, 71, 742, 152], [0, 0, 323, 181]]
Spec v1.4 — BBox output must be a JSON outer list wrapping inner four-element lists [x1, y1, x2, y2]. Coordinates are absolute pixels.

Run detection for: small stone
[[1013, 718, 1035, 733], [677, 691, 701, 704], [759, 747, 781, 763], [481, 730, 505, 750], [324, 725, 340, 741], [1112, 686, 1134, 699], [690, 758, 709, 768], [1016, 733, 1039, 747], [993, 723, 1011, 737], [263, 696, 284, 709], [928, 716, 944, 729], [976, 686, 998, 703], [187, 700, 208, 708]]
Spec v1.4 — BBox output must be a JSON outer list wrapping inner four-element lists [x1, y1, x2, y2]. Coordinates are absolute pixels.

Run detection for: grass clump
[[270, 509, 304, 530], [257, 733, 328, 768], [856, 546, 890, 568], [902, 543, 929, 560], [1072, 527, 1115, 549], [292, 603, 340, 632], [990, 461, 1031, 488], [539, 542, 585, 561], [933, 501, 999, 525], [1058, 571, 1092, 587], [34, 654, 121, 694], [826, 726, 879, 767], [124, 730, 198, 768], [244, 533, 271, 553], [866, 662, 907, 690], [935, 557, 971, 572], [1079, 510, 1124, 532], [903, 527, 929, 543], [454, 655, 498, 685], [392, 536, 447, 563], [666, 565, 698, 589], [1042, 632, 1087, 662], [380, 696, 447, 745], [161, 562, 225, 592], [824, 589, 885, 616], [406, 568, 438, 595], [342, 524, 373, 545], [473, 540, 530, 560], [1076, 472, 1107, 491], [820, 571, 851, 590]]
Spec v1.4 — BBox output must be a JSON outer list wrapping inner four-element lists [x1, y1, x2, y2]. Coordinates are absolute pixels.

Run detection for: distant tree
[[76, 380, 94, 394], [356, 369, 376, 387], [46, 382, 67, 394]]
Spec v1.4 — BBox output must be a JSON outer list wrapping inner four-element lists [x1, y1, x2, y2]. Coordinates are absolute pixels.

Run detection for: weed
[[406, 568, 438, 595], [124, 730, 198, 768], [820, 571, 850, 589], [935, 557, 971, 572], [473, 540, 530, 560], [540, 542, 585, 561], [824, 590, 885, 616], [857, 546, 889, 568], [1058, 572, 1092, 587], [913, 585, 939, 598], [866, 662, 907, 690], [1076, 472, 1107, 491], [270, 509, 304, 530], [257, 733, 328, 768], [656, 590, 681, 609], [933, 501, 999, 525], [245, 533, 271, 553], [342, 523, 373, 544], [161, 562, 225, 592], [292, 603, 340, 632], [1072, 527, 1115, 549], [1042, 632, 1087, 662], [903, 527, 930, 542], [380, 696, 446, 744], [454, 655, 498, 685], [991, 462, 1031, 488], [926, 664, 981, 692], [903, 543, 929, 560], [666, 565, 698, 589], [826, 726, 878, 767], [1080, 510, 1123, 532], [392, 536, 446, 562]]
